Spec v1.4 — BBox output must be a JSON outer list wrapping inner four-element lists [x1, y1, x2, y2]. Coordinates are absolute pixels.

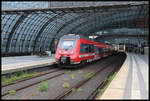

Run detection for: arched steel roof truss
[[6, 13, 29, 53]]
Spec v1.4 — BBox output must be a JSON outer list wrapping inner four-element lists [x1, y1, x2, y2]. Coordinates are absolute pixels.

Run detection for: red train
[[55, 34, 113, 67]]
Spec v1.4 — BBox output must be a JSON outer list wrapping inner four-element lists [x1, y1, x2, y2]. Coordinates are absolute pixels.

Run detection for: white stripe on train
[[79, 53, 95, 58]]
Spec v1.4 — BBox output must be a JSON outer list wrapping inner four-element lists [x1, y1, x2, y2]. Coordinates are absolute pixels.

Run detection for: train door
[[94, 46, 99, 60]]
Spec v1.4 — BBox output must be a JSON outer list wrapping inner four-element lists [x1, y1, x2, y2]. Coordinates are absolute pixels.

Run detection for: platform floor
[[99, 53, 149, 99], [2, 55, 55, 74]]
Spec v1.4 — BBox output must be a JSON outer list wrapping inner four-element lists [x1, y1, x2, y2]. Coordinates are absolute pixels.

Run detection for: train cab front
[[58, 50, 73, 65], [55, 34, 79, 67]]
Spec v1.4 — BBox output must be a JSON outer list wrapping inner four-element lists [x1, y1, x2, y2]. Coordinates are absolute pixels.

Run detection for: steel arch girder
[[76, 14, 133, 34], [96, 34, 148, 39], [15, 14, 44, 53], [67, 16, 99, 34], [69, 5, 146, 34], [81, 19, 137, 34], [63, 10, 121, 36], [33, 13, 66, 52], [5, 13, 29, 53], [49, 13, 89, 50], [66, 11, 116, 35], [49, 12, 106, 49], [76, 8, 148, 34], [95, 35, 148, 44], [82, 15, 148, 34], [56, 13, 110, 39], [55, 14, 88, 37], [46, 4, 146, 39]]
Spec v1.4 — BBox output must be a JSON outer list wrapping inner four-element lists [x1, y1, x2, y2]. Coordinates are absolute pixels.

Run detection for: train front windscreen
[[60, 40, 75, 50], [59, 35, 78, 51]]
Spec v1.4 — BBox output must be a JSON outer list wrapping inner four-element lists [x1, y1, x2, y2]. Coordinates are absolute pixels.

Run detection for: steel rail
[[54, 62, 113, 99], [55, 53, 126, 99], [2, 69, 66, 97], [88, 54, 126, 99], [2, 68, 60, 87]]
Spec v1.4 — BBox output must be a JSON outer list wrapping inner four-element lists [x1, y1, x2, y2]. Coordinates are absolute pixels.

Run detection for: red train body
[[55, 34, 113, 67]]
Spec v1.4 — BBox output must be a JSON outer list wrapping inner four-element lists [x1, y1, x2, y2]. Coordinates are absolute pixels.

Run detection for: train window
[[60, 40, 74, 50], [80, 44, 84, 53], [98, 48, 104, 54], [94, 46, 99, 55], [80, 43, 94, 53], [80, 43, 86, 53], [103, 48, 106, 53], [89, 44, 94, 53], [85, 44, 89, 53]]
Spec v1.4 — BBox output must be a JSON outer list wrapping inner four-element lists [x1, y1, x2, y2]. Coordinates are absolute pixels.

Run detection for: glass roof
[[1, 2, 148, 54]]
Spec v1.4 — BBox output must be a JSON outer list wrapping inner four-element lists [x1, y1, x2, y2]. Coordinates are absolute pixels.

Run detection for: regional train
[[55, 34, 113, 67]]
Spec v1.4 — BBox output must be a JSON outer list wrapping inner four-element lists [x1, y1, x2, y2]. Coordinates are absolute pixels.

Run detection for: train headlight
[[71, 60, 74, 63], [71, 50, 74, 54], [59, 50, 61, 53]]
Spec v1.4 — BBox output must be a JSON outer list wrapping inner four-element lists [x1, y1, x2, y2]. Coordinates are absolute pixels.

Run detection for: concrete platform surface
[[2, 55, 55, 74], [99, 53, 149, 99]]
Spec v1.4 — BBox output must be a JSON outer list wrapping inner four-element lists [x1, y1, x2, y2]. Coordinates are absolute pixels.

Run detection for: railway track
[[55, 63, 112, 99], [2, 68, 65, 97], [2, 68, 60, 87], [2, 53, 126, 99], [88, 54, 126, 99], [55, 54, 126, 99]]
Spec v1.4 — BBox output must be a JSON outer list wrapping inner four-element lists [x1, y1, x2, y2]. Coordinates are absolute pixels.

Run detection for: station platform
[[99, 53, 148, 99], [2, 55, 55, 74]]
